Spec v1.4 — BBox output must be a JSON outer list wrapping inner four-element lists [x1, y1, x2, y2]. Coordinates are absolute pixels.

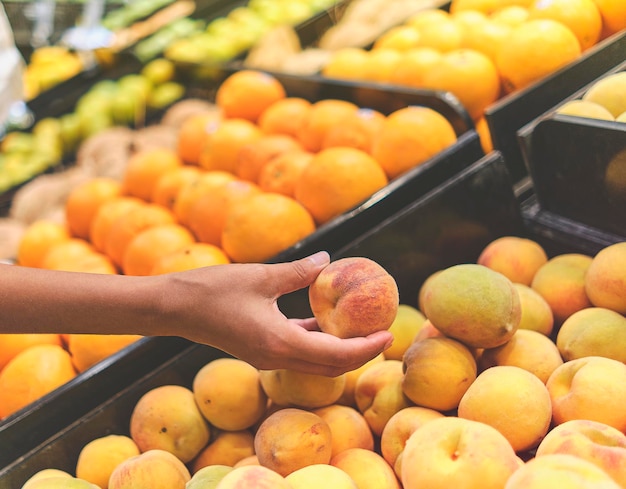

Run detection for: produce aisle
[[1, 0, 626, 488]]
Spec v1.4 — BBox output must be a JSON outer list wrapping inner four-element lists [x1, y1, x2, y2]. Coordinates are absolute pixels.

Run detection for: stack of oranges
[[321, 0, 626, 129]]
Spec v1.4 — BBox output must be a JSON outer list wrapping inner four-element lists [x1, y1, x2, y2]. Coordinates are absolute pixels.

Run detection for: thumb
[[271, 251, 330, 296]]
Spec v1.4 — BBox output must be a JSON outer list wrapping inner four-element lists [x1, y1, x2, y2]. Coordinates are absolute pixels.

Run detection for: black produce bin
[[0, 71, 482, 468], [0, 150, 601, 488], [516, 61, 626, 240], [484, 30, 626, 186]]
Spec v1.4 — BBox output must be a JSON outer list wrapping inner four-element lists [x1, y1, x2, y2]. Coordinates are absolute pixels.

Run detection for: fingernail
[[308, 251, 330, 266], [384, 337, 394, 350]]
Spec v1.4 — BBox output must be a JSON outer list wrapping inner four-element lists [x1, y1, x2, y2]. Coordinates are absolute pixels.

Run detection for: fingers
[[269, 251, 330, 297]]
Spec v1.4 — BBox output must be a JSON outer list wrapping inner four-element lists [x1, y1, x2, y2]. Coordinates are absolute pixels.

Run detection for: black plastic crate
[[0, 150, 598, 488], [0, 70, 482, 468]]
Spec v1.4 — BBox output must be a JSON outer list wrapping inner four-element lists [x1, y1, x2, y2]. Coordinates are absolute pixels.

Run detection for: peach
[[531, 253, 593, 326], [412, 318, 444, 342], [108, 449, 191, 489], [353, 359, 412, 436], [504, 453, 621, 489], [187, 465, 233, 489], [253, 407, 332, 477], [380, 406, 445, 478], [191, 430, 255, 472], [75, 434, 140, 489], [308, 256, 399, 338], [417, 270, 442, 313], [193, 358, 268, 431], [402, 336, 477, 411], [535, 419, 626, 488], [556, 307, 626, 362], [336, 353, 385, 408], [384, 304, 427, 361], [214, 465, 291, 489], [22, 469, 73, 488], [330, 448, 401, 489], [312, 404, 374, 457], [479, 329, 564, 384], [258, 368, 345, 408], [458, 365, 552, 452], [421, 264, 521, 348], [401, 416, 522, 489], [285, 464, 358, 489], [129, 384, 210, 463], [514, 283, 554, 336], [21, 477, 99, 489], [546, 356, 626, 432], [477, 236, 549, 286], [585, 242, 626, 314], [233, 455, 259, 468]]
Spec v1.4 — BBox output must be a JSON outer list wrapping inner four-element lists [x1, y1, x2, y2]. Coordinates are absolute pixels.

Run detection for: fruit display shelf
[[516, 61, 626, 241], [0, 150, 603, 488], [0, 68, 483, 468]]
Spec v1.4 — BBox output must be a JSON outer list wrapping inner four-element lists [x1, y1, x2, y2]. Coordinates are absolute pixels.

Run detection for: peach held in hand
[[421, 264, 521, 349], [309, 256, 399, 338]]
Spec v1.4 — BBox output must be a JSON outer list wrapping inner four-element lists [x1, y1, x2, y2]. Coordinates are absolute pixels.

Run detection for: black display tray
[[0, 150, 598, 488], [0, 68, 482, 468]]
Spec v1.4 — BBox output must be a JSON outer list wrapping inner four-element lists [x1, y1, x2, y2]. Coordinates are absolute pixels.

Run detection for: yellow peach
[[504, 453, 621, 489], [402, 336, 477, 411], [547, 356, 626, 432], [253, 408, 332, 477], [75, 434, 140, 489], [585, 242, 626, 314], [514, 283, 554, 336], [259, 368, 345, 409], [214, 465, 291, 489], [336, 353, 385, 408], [191, 430, 255, 472], [457, 365, 552, 452], [556, 307, 626, 362], [187, 465, 233, 489], [401, 416, 522, 489], [354, 359, 412, 436], [129, 385, 210, 463], [384, 304, 427, 361], [312, 404, 374, 457], [108, 449, 191, 489], [285, 464, 358, 489], [535, 419, 626, 488], [193, 358, 268, 431], [421, 264, 521, 348], [477, 236, 548, 286], [479, 329, 564, 384], [331, 448, 401, 489], [309, 256, 399, 338]]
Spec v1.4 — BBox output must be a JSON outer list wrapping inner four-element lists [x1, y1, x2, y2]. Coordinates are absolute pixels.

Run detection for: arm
[[0, 252, 393, 376]]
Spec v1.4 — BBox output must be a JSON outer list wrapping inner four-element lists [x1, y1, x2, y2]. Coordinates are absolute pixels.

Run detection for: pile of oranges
[[0, 69, 461, 419], [321, 0, 626, 124]]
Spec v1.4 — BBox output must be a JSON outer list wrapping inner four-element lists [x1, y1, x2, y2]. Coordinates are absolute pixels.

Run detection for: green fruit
[[148, 82, 185, 109], [141, 58, 176, 86]]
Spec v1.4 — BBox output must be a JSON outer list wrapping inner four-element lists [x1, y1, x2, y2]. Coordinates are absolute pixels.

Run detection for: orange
[[388, 47, 443, 88], [104, 203, 176, 268], [296, 99, 359, 152], [172, 170, 237, 226], [45, 250, 118, 274], [495, 19, 582, 93], [417, 18, 465, 52], [421, 48, 502, 120], [122, 148, 183, 202], [122, 223, 195, 276], [371, 106, 458, 179], [450, 0, 533, 14], [235, 134, 303, 182], [187, 179, 261, 246], [590, 0, 626, 39], [528, 0, 602, 51], [40, 238, 95, 270], [0, 334, 62, 371], [215, 70, 287, 122], [490, 5, 530, 26], [150, 165, 202, 210], [177, 111, 223, 165], [294, 147, 389, 225], [221, 192, 316, 263], [65, 177, 122, 240], [198, 118, 263, 173], [373, 25, 422, 51], [0, 344, 76, 419], [475, 116, 494, 153], [17, 220, 70, 268], [258, 150, 314, 198], [321, 48, 370, 81], [360, 48, 404, 83], [321, 108, 387, 154], [257, 97, 312, 138], [150, 242, 231, 275], [460, 19, 512, 62], [68, 334, 143, 373], [89, 196, 145, 253]]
